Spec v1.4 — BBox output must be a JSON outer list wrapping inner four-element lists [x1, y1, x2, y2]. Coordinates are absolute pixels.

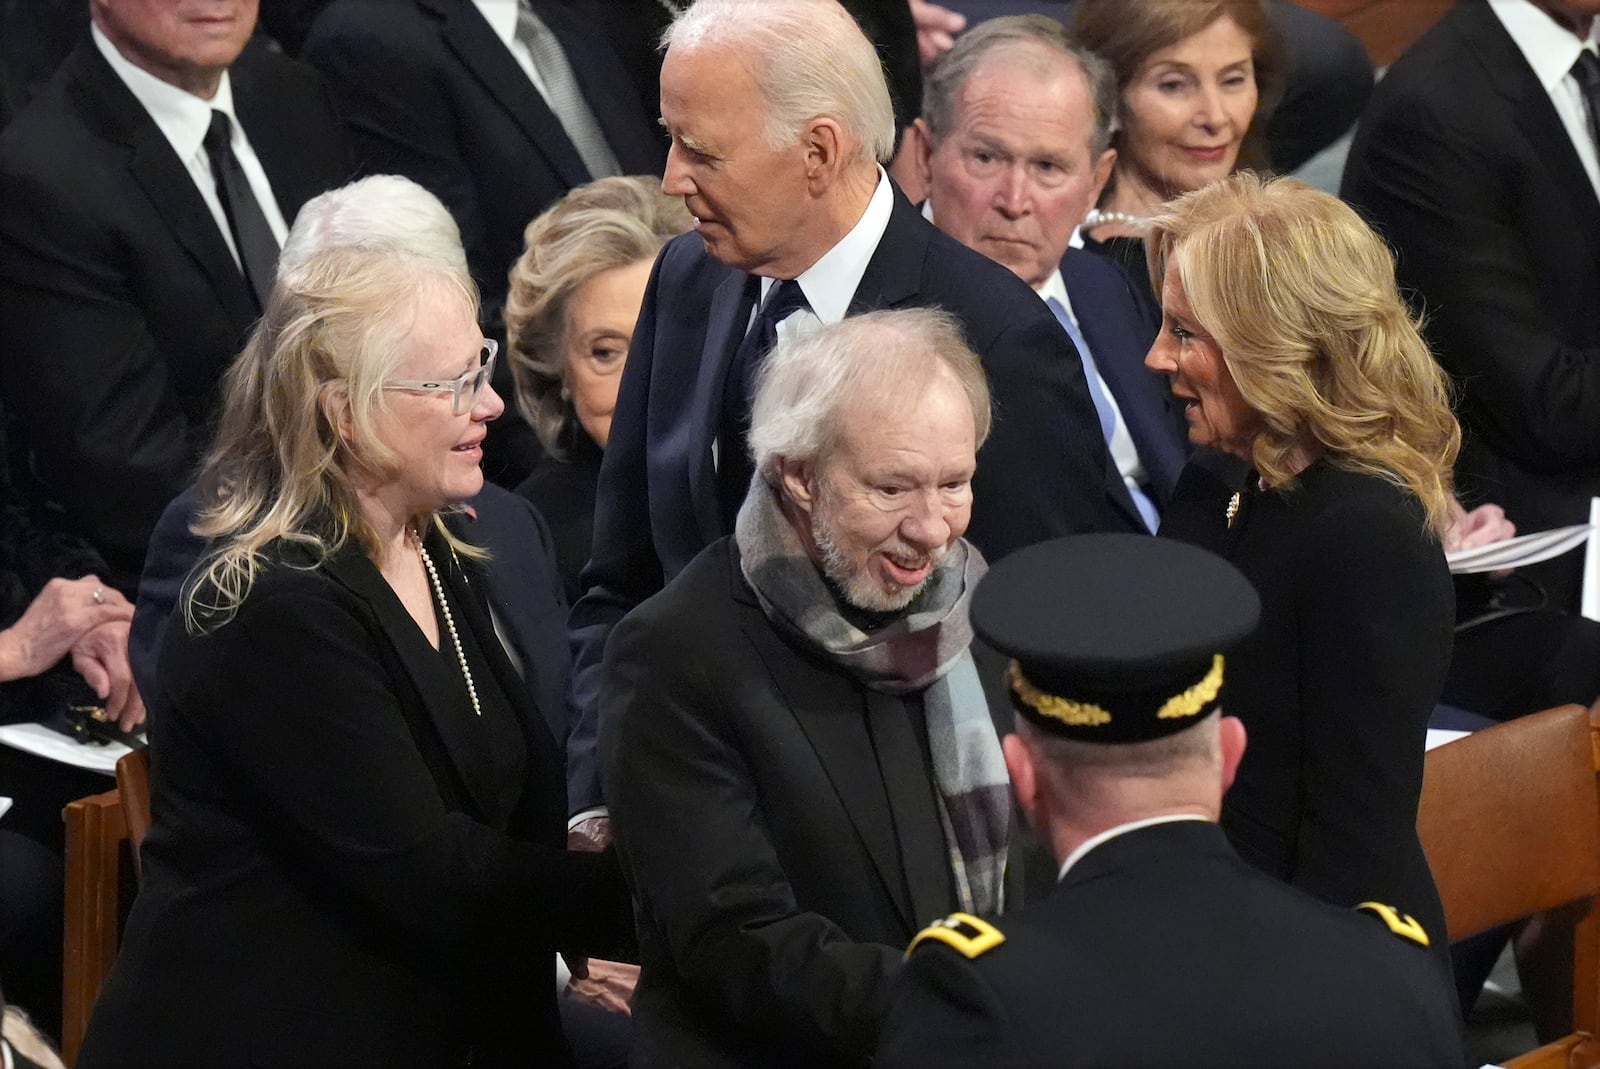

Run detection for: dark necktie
[[203, 110, 279, 310], [718, 278, 810, 528], [1572, 50, 1600, 154]]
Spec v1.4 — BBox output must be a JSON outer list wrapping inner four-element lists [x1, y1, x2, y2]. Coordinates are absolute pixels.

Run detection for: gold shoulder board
[[1355, 901, 1431, 947], [906, 912, 1006, 961]]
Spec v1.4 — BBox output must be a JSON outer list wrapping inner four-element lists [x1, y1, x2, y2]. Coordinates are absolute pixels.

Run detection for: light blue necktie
[[1046, 296, 1161, 533]]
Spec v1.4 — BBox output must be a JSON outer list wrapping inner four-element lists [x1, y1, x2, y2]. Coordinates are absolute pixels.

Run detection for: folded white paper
[[1446, 522, 1593, 575], [0, 721, 127, 775]]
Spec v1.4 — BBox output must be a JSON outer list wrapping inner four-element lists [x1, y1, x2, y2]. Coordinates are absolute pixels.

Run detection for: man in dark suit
[[1342, 0, 1600, 612], [570, 0, 1130, 835], [878, 534, 1463, 1067], [0, 0, 350, 591], [300, 0, 665, 483], [603, 308, 1023, 1067], [911, 15, 1187, 530]]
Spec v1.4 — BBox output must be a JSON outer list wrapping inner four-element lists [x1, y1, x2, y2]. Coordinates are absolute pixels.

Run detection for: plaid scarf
[[734, 480, 1011, 916]]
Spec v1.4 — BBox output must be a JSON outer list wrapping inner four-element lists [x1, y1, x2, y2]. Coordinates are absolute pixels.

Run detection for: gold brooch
[[1225, 491, 1241, 528]]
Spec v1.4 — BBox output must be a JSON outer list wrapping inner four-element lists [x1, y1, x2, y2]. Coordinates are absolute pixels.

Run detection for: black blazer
[[1060, 246, 1187, 507], [600, 537, 1024, 1068], [1160, 461, 1454, 975], [79, 531, 631, 1068], [568, 185, 1138, 812], [879, 821, 1462, 1067], [515, 429, 602, 606], [0, 37, 351, 589], [1341, 0, 1600, 610], [300, 0, 664, 319]]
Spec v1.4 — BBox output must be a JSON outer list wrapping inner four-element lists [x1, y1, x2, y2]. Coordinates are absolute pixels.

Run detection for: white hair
[[749, 308, 991, 480], [279, 174, 467, 279], [664, 0, 896, 165]]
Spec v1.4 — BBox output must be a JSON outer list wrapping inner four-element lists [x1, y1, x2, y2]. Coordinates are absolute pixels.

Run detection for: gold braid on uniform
[[1157, 655, 1224, 720], [1008, 662, 1111, 726]]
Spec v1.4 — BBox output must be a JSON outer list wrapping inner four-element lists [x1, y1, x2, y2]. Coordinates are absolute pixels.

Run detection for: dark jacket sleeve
[[600, 600, 902, 1060], [877, 944, 1013, 1069]]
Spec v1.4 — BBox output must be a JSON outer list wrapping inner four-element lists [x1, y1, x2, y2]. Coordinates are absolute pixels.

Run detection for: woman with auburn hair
[[1074, 0, 1282, 309], [78, 241, 633, 1068], [1148, 172, 1459, 971], [506, 176, 691, 602]]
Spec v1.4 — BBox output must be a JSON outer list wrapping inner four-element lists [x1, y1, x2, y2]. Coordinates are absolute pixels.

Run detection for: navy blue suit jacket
[[301, 0, 664, 318], [566, 186, 1137, 813], [1060, 246, 1188, 506], [131, 482, 573, 744]]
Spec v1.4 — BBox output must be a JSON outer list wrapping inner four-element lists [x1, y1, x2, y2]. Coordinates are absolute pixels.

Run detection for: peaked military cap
[[971, 533, 1260, 742]]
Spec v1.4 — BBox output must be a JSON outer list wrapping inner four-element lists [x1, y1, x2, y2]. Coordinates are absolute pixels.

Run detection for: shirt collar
[[1036, 267, 1074, 321], [1057, 813, 1211, 882], [472, 0, 518, 49], [1488, 0, 1600, 94], [92, 21, 237, 163], [775, 167, 895, 324]]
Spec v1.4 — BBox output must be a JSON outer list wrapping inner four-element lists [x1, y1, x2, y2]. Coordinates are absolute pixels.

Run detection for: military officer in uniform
[[877, 534, 1463, 1067]]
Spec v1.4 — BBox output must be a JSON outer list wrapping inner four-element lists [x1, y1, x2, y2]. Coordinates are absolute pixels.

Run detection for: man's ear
[[1003, 731, 1041, 829], [1218, 714, 1247, 795], [775, 455, 817, 516], [1088, 146, 1117, 210], [802, 118, 850, 194]]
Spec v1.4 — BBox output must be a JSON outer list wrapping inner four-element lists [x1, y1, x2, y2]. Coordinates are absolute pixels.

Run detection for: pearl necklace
[[1083, 208, 1150, 231], [417, 538, 481, 718]]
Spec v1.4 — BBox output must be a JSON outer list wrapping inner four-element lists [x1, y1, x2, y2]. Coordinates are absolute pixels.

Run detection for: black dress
[[516, 428, 603, 605], [1160, 459, 1454, 971]]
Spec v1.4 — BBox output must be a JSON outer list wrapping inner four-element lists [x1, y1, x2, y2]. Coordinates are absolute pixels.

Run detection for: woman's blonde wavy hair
[[1146, 172, 1460, 535], [184, 244, 482, 631], [504, 176, 691, 456]]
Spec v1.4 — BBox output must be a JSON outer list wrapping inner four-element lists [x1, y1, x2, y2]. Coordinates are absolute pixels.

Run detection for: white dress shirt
[[472, 0, 555, 103], [757, 166, 896, 340], [92, 23, 288, 268], [1489, 0, 1600, 197]]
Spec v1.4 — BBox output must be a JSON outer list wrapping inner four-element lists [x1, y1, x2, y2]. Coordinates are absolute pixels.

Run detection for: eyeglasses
[[383, 339, 498, 415]]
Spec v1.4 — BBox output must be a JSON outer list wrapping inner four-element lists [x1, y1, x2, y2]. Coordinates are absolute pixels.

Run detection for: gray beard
[[810, 506, 947, 614]]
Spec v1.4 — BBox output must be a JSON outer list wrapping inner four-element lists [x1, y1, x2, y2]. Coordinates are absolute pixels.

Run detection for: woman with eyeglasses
[[78, 240, 633, 1069]]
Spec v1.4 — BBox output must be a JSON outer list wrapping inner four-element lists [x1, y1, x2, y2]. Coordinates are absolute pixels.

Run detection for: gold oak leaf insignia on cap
[[1355, 901, 1430, 947], [906, 912, 1006, 960]]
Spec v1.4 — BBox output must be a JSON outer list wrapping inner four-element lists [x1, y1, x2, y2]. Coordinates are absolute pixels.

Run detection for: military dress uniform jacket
[[877, 820, 1463, 1068]]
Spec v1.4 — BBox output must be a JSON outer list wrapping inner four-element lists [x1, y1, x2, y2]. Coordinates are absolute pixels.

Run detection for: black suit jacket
[[878, 821, 1462, 1067], [79, 531, 631, 1068], [1341, 0, 1600, 610], [568, 186, 1136, 811], [600, 537, 1024, 1068], [301, 0, 664, 319], [1060, 246, 1187, 506], [0, 37, 351, 589]]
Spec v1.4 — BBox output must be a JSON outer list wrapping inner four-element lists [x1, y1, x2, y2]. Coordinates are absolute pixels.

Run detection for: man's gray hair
[[749, 307, 991, 480], [922, 15, 1118, 159], [664, 0, 896, 165], [279, 174, 467, 278]]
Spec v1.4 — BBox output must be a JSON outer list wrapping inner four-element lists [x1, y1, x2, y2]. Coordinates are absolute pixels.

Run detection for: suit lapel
[[421, 0, 592, 188], [230, 44, 340, 223], [321, 542, 503, 823], [67, 42, 257, 331], [687, 270, 758, 542], [537, 0, 661, 174], [1467, 3, 1600, 252], [730, 554, 918, 931], [848, 186, 925, 313], [1063, 250, 1186, 500]]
